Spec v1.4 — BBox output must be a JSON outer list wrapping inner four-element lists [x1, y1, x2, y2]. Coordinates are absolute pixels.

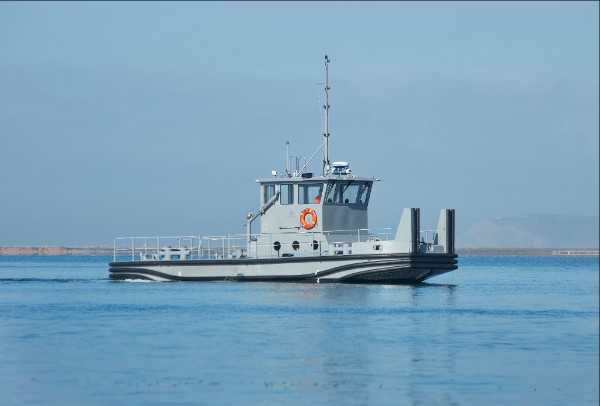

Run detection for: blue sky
[[1, 1, 598, 246]]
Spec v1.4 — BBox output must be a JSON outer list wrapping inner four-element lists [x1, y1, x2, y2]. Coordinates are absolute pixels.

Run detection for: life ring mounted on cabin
[[300, 208, 317, 230]]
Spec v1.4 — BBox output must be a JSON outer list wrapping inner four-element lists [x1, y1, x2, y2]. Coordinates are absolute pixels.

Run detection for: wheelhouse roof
[[257, 175, 378, 184]]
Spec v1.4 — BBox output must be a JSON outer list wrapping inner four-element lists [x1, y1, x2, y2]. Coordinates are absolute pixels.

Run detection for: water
[[0, 255, 598, 405]]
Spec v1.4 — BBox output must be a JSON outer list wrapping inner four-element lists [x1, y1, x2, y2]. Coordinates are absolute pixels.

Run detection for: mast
[[323, 55, 331, 176]]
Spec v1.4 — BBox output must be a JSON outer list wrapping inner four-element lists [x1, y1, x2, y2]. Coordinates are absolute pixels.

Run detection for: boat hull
[[109, 253, 458, 284]]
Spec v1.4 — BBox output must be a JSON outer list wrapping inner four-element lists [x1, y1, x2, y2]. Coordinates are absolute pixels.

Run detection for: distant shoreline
[[0, 246, 598, 257], [0, 246, 114, 256], [457, 247, 599, 256]]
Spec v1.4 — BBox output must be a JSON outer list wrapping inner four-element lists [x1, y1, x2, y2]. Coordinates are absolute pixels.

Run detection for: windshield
[[324, 181, 372, 205]]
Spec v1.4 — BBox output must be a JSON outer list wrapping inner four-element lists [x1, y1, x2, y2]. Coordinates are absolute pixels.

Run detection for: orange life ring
[[300, 208, 317, 230]]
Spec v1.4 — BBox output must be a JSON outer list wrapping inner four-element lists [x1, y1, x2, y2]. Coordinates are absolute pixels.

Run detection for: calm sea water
[[0, 255, 598, 405]]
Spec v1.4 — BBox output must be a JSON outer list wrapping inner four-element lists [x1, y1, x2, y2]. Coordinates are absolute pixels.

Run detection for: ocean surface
[[0, 255, 598, 405]]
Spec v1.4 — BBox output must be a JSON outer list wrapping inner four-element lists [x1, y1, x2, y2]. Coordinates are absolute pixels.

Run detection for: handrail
[[112, 227, 402, 262]]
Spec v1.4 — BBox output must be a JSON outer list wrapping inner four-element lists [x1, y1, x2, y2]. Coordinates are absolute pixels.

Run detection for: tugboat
[[109, 56, 457, 283]]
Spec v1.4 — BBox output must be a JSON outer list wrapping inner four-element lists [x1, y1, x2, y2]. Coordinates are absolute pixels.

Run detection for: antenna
[[323, 55, 331, 176], [285, 141, 290, 177]]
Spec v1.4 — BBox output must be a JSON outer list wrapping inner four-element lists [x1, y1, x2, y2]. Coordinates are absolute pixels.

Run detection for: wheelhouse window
[[324, 181, 372, 205], [357, 182, 372, 205], [263, 184, 276, 204], [298, 183, 323, 204], [280, 184, 294, 205]]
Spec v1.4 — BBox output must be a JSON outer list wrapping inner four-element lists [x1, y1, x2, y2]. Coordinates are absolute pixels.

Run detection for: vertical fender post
[[434, 209, 455, 254], [395, 208, 420, 253]]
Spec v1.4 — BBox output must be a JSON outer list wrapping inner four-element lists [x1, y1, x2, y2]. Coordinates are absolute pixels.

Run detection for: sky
[[0, 1, 598, 246]]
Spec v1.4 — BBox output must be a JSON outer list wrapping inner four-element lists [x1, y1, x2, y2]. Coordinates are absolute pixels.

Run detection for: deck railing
[[112, 227, 399, 262]]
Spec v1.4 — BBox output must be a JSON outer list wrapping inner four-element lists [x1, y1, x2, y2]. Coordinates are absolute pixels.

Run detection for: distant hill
[[457, 214, 599, 248]]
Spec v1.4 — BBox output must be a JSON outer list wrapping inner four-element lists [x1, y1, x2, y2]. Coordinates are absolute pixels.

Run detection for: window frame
[[298, 183, 324, 205], [263, 184, 276, 205], [323, 180, 373, 205], [280, 183, 294, 205]]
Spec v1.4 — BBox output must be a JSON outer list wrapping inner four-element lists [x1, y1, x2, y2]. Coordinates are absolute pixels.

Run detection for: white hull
[[109, 253, 457, 284]]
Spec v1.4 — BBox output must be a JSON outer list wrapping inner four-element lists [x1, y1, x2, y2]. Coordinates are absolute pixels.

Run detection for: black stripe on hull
[[109, 253, 457, 284], [110, 253, 456, 268]]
